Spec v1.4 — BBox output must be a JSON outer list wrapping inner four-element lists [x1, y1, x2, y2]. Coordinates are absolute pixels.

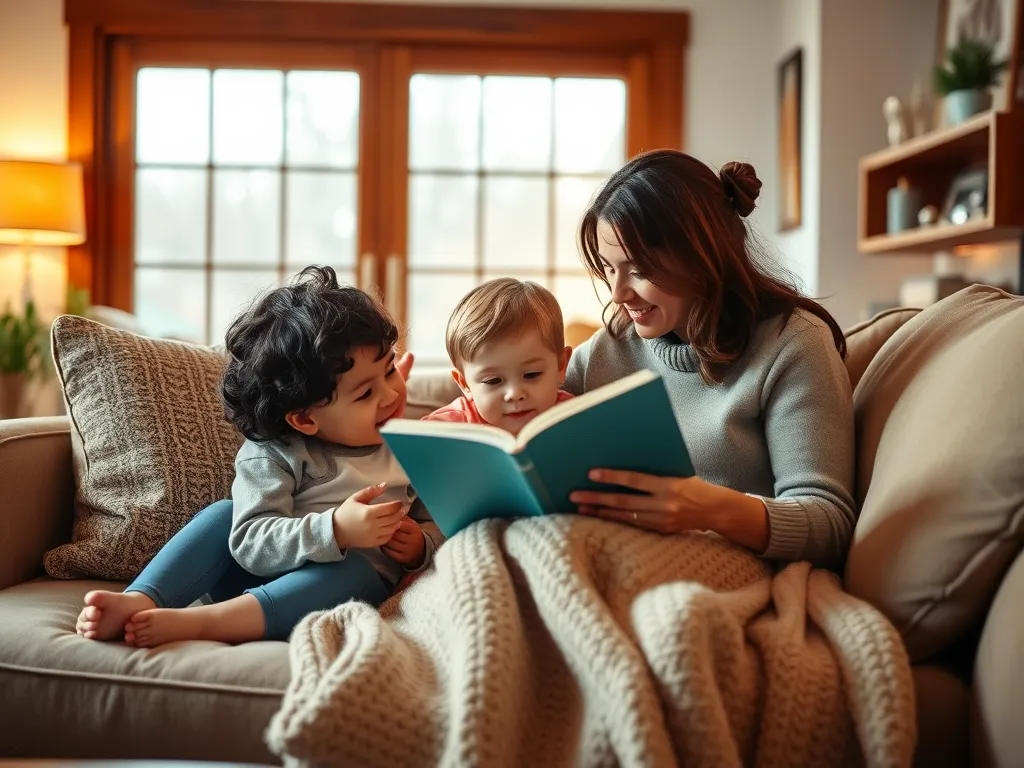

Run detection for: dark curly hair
[[221, 265, 398, 442]]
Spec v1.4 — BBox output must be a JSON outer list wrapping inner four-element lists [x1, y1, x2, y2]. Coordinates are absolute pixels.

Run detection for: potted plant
[[933, 37, 1008, 125], [0, 300, 44, 419]]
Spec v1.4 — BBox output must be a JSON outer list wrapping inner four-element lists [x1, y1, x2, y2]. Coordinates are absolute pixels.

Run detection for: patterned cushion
[[44, 316, 243, 580]]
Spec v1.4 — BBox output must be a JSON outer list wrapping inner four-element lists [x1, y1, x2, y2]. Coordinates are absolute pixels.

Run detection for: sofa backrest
[[844, 284, 1024, 663]]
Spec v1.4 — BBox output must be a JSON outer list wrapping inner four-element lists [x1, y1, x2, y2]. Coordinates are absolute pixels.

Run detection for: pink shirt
[[424, 390, 574, 425]]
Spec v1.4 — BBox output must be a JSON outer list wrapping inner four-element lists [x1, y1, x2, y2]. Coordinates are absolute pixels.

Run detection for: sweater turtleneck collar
[[647, 332, 700, 373]]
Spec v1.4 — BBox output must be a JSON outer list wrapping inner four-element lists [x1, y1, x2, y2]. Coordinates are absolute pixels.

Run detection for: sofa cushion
[[405, 366, 461, 420], [0, 578, 287, 761], [45, 316, 243, 581], [845, 284, 1024, 662], [842, 307, 921, 390]]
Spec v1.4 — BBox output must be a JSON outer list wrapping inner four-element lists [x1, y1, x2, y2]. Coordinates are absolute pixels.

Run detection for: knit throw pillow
[[44, 316, 242, 581]]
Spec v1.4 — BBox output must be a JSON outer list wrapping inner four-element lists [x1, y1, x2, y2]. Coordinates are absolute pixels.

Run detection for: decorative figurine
[[918, 205, 940, 226], [909, 80, 929, 137], [883, 96, 909, 147]]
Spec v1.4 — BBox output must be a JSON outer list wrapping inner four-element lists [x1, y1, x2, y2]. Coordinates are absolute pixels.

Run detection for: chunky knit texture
[[267, 516, 915, 767]]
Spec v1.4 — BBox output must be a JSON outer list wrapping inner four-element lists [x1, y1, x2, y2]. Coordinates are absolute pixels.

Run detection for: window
[[131, 66, 361, 342], [404, 73, 622, 361], [68, 0, 687, 358]]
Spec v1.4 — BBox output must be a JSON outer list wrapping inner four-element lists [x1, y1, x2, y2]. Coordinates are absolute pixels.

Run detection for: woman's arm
[[752, 324, 857, 568], [570, 324, 857, 570]]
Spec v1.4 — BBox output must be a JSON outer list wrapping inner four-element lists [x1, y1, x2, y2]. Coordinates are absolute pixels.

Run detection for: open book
[[380, 369, 694, 538]]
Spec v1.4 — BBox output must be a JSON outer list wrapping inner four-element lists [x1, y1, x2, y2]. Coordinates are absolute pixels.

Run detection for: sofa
[[0, 284, 1021, 766]]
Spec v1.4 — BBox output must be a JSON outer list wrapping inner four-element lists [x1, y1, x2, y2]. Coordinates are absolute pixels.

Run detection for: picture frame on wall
[[777, 48, 803, 232], [935, 0, 1023, 123]]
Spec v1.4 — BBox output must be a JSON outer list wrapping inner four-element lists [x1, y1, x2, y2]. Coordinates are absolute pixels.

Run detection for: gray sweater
[[564, 309, 856, 569], [228, 435, 443, 584]]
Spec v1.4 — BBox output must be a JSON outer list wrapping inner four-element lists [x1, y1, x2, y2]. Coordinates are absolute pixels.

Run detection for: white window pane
[[213, 170, 280, 265], [136, 68, 210, 164], [408, 174, 478, 269], [407, 273, 478, 364], [286, 71, 360, 168], [286, 172, 357, 268], [213, 70, 284, 166], [482, 76, 552, 172], [553, 274, 608, 328], [211, 270, 280, 346], [554, 78, 626, 173], [555, 176, 602, 270], [409, 75, 481, 171], [483, 177, 548, 271], [135, 168, 207, 265], [134, 268, 206, 343]]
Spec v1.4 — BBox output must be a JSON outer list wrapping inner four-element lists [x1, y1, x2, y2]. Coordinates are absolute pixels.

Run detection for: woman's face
[[596, 218, 688, 340]]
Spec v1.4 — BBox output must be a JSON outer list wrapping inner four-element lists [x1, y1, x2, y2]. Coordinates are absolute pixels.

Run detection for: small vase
[[0, 373, 28, 420], [945, 89, 992, 125]]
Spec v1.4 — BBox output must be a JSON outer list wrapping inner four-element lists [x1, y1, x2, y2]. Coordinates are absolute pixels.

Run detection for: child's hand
[[381, 517, 427, 568], [332, 483, 407, 550]]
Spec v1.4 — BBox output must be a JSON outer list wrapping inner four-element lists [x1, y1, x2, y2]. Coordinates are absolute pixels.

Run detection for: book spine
[[514, 451, 555, 515]]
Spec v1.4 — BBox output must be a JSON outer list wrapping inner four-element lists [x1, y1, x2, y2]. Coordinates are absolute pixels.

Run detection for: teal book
[[380, 369, 694, 539]]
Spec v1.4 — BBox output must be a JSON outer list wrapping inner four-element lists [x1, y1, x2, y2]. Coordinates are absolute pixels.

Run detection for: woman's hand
[[569, 469, 770, 553]]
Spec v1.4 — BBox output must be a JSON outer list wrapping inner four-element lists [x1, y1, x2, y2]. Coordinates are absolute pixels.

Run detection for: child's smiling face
[[287, 346, 407, 447]]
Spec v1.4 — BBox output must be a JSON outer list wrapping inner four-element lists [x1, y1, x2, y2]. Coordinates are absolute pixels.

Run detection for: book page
[[516, 369, 659, 446]]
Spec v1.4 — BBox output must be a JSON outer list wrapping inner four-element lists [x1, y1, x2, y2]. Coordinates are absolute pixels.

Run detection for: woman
[[566, 150, 856, 570]]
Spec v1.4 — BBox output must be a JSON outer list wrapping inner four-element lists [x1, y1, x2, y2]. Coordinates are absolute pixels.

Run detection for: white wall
[[684, 0, 780, 266], [817, 0, 941, 326]]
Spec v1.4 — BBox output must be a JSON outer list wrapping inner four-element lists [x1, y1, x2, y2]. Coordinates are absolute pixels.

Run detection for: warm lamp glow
[[0, 160, 86, 246]]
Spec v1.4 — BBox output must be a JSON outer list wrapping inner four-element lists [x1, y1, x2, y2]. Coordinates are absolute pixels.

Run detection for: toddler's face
[[296, 345, 407, 447], [455, 329, 571, 435]]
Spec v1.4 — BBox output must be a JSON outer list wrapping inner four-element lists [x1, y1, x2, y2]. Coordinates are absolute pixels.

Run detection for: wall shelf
[[858, 111, 1024, 267]]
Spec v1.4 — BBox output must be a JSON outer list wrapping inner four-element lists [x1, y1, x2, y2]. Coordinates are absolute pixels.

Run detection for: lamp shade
[[0, 160, 86, 246]]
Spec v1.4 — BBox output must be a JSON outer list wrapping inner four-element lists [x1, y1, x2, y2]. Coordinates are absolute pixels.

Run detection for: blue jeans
[[125, 499, 392, 640]]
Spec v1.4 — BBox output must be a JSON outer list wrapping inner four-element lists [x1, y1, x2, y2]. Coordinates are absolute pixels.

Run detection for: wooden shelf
[[858, 111, 1024, 256], [859, 110, 994, 171], [859, 218, 1022, 254]]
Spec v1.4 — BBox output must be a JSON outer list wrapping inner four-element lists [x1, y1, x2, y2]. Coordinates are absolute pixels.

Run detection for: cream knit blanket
[[266, 516, 915, 767]]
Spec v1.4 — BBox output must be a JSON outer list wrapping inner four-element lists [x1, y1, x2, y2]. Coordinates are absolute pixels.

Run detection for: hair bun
[[719, 161, 762, 217]]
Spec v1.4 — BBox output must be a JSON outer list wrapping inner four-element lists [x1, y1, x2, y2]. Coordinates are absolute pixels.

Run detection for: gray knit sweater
[[564, 309, 856, 569]]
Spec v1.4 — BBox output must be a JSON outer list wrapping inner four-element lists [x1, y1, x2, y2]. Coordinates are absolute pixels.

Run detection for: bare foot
[[125, 608, 210, 647], [75, 590, 156, 641], [125, 595, 264, 647]]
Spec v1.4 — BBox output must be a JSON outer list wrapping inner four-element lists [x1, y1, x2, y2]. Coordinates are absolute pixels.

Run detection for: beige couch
[[1, 287, 1021, 765]]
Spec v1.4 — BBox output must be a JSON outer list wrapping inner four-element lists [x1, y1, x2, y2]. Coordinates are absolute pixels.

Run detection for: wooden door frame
[[66, 0, 689, 307]]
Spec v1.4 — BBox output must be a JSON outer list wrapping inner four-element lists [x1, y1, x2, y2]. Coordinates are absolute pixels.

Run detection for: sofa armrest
[[0, 416, 74, 590], [972, 548, 1024, 767]]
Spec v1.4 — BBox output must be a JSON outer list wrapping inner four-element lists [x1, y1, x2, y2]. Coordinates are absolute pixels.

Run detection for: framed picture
[[777, 48, 803, 232], [936, 0, 1023, 118]]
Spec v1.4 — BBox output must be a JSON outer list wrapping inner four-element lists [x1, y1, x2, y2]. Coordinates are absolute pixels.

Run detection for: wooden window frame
[[66, 0, 689, 309]]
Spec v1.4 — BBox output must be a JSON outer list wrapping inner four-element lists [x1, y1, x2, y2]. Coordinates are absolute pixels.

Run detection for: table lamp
[[0, 160, 87, 301]]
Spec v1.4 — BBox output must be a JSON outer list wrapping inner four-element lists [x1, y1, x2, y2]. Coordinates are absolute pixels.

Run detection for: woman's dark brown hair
[[579, 149, 845, 384]]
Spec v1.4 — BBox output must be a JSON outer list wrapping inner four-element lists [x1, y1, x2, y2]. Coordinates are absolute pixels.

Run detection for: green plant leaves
[[933, 36, 1009, 96], [0, 301, 45, 377]]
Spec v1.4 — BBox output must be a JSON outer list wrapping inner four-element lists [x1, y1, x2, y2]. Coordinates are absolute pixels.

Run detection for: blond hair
[[446, 278, 565, 369]]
